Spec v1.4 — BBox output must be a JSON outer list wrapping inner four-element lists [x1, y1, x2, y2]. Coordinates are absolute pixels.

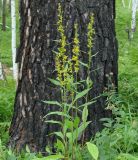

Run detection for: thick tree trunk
[[9, 0, 118, 152]]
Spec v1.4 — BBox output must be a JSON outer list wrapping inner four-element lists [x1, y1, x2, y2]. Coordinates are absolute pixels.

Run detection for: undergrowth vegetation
[[0, 0, 138, 160], [0, 77, 15, 145]]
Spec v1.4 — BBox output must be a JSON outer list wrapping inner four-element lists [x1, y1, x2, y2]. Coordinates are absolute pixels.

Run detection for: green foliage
[[116, 0, 138, 97], [0, 122, 10, 145], [0, 0, 19, 66], [86, 142, 99, 160], [117, 153, 138, 160], [91, 91, 138, 160], [0, 78, 15, 145], [0, 77, 15, 122], [0, 141, 39, 160], [34, 155, 64, 160]]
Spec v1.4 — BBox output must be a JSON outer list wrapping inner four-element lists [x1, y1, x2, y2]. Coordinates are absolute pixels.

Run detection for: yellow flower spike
[[87, 15, 95, 74], [55, 4, 68, 86], [72, 23, 80, 73], [56, 4, 81, 88]]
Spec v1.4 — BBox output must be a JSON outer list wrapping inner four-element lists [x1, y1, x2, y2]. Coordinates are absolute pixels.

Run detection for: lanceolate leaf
[[73, 121, 91, 141], [79, 101, 96, 108], [74, 89, 90, 102], [48, 78, 61, 86], [79, 61, 88, 68], [66, 103, 82, 113], [86, 142, 99, 160], [54, 132, 64, 140], [42, 101, 62, 107], [44, 111, 71, 119], [118, 153, 138, 160], [82, 106, 88, 122], [67, 121, 91, 143], [45, 120, 63, 126], [34, 154, 64, 160]]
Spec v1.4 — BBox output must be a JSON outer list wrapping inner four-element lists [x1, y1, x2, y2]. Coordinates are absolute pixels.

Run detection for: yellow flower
[[72, 23, 80, 73]]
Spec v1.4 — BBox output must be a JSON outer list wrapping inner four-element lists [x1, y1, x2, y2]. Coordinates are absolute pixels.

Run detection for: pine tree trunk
[[9, 0, 118, 152]]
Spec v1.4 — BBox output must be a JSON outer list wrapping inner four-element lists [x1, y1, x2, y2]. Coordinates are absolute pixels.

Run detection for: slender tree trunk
[[9, 0, 118, 152], [122, 0, 126, 8], [0, 0, 3, 17], [8, 0, 11, 12], [129, 0, 132, 8], [0, 62, 4, 80], [131, 0, 138, 36], [11, 0, 18, 80], [2, 0, 7, 31]]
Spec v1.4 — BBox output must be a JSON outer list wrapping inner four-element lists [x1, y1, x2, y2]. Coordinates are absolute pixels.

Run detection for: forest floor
[[0, 0, 138, 159]]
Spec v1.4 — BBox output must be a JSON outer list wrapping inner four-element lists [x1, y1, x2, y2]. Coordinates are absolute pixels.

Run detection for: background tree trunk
[[0, 0, 3, 17], [11, 0, 18, 80], [0, 62, 4, 80], [131, 0, 138, 38], [2, 0, 7, 31], [9, 0, 118, 152]]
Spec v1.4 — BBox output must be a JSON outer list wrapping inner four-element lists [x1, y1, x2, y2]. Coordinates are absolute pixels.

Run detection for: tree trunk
[[131, 0, 138, 36], [122, 0, 126, 8], [9, 0, 118, 152], [0, 0, 3, 17], [11, 0, 18, 80], [2, 0, 7, 31], [0, 62, 4, 80]]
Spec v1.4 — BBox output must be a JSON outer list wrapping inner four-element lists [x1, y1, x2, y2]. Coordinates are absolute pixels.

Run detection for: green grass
[[116, 0, 138, 108], [0, 77, 15, 122], [0, 77, 15, 145], [0, 9, 12, 66], [0, 1, 19, 67]]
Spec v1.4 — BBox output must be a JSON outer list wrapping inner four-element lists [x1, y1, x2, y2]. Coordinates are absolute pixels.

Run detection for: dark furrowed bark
[[9, 0, 118, 152]]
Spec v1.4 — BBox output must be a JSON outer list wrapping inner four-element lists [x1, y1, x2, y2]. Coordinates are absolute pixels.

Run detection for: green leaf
[[118, 153, 138, 160], [67, 103, 82, 113], [7, 150, 17, 160], [65, 119, 73, 131], [79, 101, 96, 108], [74, 89, 90, 102], [67, 121, 91, 143], [53, 50, 59, 54], [42, 101, 62, 107], [34, 154, 64, 160], [45, 120, 63, 126], [86, 142, 99, 160], [45, 147, 51, 154], [54, 132, 64, 140], [82, 106, 88, 122], [75, 121, 91, 140], [74, 116, 80, 129], [44, 111, 71, 119], [86, 77, 93, 88], [79, 61, 88, 68], [73, 80, 86, 85], [48, 78, 61, 86], [26, 145, 30, 153], [56, 139, 65, 153]]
